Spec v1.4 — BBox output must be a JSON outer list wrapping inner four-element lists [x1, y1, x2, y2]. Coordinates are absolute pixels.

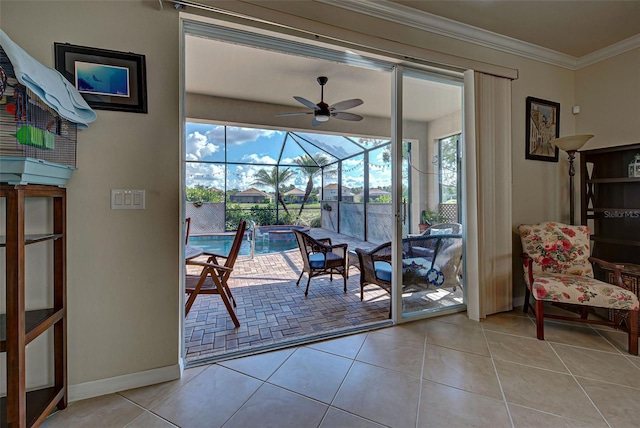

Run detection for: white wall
[[1, 0, 637, 397], [575, 48, 640, 148], [1, 0, 181, 395]]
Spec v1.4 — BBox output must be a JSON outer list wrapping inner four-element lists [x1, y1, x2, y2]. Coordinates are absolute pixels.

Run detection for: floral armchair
[[519, 222, 639, 355]]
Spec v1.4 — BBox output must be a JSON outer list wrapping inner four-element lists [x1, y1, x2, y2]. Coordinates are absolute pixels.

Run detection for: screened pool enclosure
[[184, 123, 408, 245]]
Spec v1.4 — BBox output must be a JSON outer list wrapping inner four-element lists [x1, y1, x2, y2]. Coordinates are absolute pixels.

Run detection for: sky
[[185, 122, 392, 193]]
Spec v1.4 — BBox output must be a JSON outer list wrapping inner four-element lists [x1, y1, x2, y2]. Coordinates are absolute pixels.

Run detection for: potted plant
[[418, 209, 445, 233]]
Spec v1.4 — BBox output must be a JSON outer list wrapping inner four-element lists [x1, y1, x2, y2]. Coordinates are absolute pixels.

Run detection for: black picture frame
[[54, 43, 147, 114], [525, 96, 560, 162]]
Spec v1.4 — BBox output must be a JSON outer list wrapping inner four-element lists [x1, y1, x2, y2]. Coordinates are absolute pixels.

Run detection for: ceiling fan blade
[[275, 112, 314, 117], [311, 118, 324, 127], [332, 112, 363, 121], [294, 96, 320, 110], [330, 98, 363, 111]]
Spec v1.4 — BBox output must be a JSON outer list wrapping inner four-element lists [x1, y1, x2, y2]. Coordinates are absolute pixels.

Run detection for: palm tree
[[252, 166, 294, 215], [293, 154, 329, 219]]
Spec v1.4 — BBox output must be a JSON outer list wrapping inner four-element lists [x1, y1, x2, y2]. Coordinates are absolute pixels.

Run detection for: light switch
[[111, 189, 145, 209]]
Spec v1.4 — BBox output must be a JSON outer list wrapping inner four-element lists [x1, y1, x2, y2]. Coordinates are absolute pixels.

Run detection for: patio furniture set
[[183, 219, 465, 327]]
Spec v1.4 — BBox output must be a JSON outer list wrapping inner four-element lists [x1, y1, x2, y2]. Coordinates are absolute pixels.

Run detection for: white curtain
[[463, 70, 513, 320]]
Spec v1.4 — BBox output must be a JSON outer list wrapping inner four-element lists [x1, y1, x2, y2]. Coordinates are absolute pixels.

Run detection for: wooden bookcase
[[580, 143, 640, 278], [0, 184, 67, 427]]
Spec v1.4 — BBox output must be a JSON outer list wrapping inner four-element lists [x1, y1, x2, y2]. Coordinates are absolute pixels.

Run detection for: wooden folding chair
[[185, 219, 247, 327]]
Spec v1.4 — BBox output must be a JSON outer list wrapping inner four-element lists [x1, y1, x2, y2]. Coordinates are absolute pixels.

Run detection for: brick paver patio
[[184, 229, 464, 363], [184, 248, 392, 362]]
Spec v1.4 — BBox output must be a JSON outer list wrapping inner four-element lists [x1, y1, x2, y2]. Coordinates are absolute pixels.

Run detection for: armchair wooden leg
[[523, 287, 531, 314], [535, 299, 545, 340], [628, 310, 639, 356]]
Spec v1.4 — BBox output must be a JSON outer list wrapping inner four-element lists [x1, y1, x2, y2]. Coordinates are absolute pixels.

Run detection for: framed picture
[[54, 43, 147, 113], [525, 96, 560, 162]]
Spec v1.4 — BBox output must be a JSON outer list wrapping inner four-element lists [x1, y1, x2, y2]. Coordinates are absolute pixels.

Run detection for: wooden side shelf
[[581, 144, 640, 264], [0, 184, 67, 428]]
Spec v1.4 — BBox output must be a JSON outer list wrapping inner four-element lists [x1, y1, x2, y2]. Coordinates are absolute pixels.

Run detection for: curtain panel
[[464, 70, 513, 320]]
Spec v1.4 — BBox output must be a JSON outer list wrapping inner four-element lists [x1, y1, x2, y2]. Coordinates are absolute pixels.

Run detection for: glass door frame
[[390, 65, 466, 323]]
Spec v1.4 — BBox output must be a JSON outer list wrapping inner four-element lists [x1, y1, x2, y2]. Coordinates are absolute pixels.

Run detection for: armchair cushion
[[528, 272, 639, 310], [309, 251, 343, 269], [374, 261, 392, 282]]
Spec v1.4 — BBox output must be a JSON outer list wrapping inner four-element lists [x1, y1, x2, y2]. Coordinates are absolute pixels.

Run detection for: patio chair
[[422, 222, 462, 235], [184, 219, 247, 327], [293, 230, 348, 296], [519, 221, 638, 355], [356, 234, 464, 315], [185, 217, 191, 245]]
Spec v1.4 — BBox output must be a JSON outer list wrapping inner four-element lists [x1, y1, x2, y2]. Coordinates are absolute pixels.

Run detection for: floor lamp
[[552, 134, 594, 225]]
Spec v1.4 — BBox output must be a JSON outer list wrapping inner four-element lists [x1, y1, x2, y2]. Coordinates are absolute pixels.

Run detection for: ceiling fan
[[276, 76, 364, 126]]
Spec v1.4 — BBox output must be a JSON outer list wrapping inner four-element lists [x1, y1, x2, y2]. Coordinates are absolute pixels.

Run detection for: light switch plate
[[111, 189, 145, 209]]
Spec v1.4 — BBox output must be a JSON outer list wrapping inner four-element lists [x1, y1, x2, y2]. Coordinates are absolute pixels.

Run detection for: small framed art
[[525, 96, 560, 162], [54, 43, 147, 113]]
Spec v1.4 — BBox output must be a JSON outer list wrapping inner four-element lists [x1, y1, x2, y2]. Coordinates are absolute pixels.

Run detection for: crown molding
[[317, 0, 639, 70], [576, 34, 640, 68]]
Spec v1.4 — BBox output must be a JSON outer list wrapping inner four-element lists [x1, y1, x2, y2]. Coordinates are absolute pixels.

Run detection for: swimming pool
[[188, 229, 305, 256]]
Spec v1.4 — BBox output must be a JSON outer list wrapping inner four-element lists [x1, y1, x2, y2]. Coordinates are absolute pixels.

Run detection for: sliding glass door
[[392, 67, 466, 321]]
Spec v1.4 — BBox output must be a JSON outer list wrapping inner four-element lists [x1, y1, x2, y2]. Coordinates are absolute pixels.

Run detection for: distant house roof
[[323, 183, 351, 191], [284, 188, 306, 196], [355, 188, 390, 198], [235, 188, 270, 197], [208, 186, 223, 192]]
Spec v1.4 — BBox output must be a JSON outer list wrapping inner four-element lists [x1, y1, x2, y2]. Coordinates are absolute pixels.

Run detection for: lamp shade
[[552, 134, 594, 152]]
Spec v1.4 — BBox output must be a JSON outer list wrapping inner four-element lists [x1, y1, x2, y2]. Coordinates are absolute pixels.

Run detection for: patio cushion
[[309, 251, 342, 269], [430, 228, 453, 235], [374, 261, 392, 282], [526, 272, 639, 310]]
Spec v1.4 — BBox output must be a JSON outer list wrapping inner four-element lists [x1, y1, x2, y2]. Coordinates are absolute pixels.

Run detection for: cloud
[[226, 127, 278, 146], [185, 162, 225, 188], [185, 131, 221, 161], [241, 153, 277, 164]]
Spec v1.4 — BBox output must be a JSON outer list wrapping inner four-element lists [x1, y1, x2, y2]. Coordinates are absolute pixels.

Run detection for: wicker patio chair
[[293, 230, 348, 296], [356, 234, 463, 315]]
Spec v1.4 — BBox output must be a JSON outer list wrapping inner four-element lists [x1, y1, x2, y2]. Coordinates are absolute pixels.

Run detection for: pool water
[[188, 235, 298, 256]]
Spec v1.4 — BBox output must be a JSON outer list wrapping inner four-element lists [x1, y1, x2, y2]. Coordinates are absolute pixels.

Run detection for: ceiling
[[184, 0, 639, 124], [388, 0, 640, 57]]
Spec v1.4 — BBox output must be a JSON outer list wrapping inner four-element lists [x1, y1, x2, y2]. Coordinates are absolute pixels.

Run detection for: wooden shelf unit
[[580, 143, 640, 267], [0, 184, 67, 428]]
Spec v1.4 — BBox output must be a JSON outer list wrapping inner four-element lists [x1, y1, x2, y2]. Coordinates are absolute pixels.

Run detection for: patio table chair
[[293, 230, 348, 296], [184, 219, 247, 327]]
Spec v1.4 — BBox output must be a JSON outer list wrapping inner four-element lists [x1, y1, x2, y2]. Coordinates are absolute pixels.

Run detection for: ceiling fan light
[[315, 114, 330, 122]]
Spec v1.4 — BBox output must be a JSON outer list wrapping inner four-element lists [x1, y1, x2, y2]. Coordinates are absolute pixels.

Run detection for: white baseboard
[[68, 363, 182, 402]]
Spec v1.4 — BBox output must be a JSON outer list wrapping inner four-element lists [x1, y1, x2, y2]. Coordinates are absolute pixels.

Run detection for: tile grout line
[[481, 323, 515, 428], [547, 342, 613, 428], [414, 327, 429, 428]]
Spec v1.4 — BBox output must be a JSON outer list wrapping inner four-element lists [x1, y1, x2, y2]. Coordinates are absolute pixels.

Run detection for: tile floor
[[43, 308, 640, 427]]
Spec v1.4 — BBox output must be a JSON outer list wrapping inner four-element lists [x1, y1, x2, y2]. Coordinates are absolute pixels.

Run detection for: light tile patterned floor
[[43, 309, 640, 428]]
